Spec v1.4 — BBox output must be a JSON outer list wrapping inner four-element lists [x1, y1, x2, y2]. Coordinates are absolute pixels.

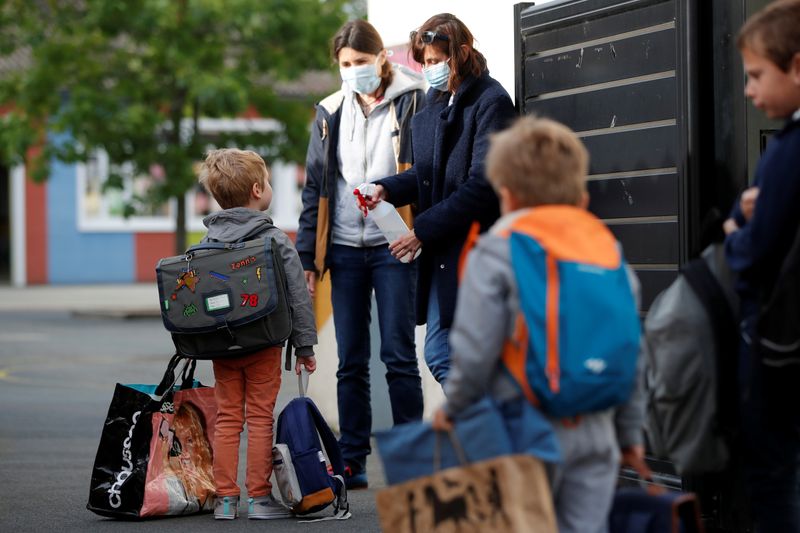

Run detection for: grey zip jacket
[[443, 209, 646, 449], [202, 207, 317, 355]]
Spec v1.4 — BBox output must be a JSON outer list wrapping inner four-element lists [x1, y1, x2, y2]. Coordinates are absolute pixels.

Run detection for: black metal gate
[[513, 0, 778, 311]]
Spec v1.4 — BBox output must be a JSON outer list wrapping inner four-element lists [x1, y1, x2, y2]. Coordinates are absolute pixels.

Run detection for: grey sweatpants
[[548, 410, 620, 533]]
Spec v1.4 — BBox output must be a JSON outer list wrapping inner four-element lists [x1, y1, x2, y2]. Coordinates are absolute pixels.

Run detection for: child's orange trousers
[[212, 347, 282, 497]]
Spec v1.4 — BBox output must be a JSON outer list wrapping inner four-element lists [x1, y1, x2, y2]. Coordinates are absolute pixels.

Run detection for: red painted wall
[[25, 149, 48, 284], [135, 233, 175, 282]]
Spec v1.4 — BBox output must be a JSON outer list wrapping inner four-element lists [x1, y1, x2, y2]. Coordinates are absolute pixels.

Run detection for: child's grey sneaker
[[214, 495, 239, 520], [248, 494, 293, 520]]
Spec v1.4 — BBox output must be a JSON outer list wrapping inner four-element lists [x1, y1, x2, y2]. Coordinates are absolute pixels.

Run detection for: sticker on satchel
[[205, 293, 232, 313], [209, 271, 230, 282]]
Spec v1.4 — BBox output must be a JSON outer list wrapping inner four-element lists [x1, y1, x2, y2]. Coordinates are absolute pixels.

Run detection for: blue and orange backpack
[[498, 206, 641, 418]]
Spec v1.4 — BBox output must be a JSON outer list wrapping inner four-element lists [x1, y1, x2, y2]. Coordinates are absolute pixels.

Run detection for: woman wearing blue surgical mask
[[296, 19, 426, 491], [365, 13, 516, 385]]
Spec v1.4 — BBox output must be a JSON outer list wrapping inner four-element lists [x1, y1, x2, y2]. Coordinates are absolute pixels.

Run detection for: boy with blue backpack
[[198, 148, 318, 520], [432, 117, 648, 533]]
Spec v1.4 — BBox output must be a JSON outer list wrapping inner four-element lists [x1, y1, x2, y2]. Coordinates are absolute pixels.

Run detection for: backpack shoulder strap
[[500, 312, 540, 407], [265, 236, 296, 371]]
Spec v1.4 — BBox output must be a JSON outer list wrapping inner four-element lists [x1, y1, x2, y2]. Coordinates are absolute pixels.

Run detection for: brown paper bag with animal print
[[376, 453, 556, 533]]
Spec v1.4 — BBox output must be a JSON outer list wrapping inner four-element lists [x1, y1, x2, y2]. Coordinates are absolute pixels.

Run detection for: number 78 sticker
[[241, 293, 259, 307]]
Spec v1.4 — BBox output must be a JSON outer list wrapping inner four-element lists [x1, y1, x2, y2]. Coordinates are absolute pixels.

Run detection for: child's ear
[[499, 186, 521, 213], [791, 52, 800, 85], [251, 181, 262, 200], [579, 190, 590, 210]]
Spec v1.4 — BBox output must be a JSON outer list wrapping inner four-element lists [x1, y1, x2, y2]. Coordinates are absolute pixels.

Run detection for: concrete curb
[[0, 284, 159, 313]]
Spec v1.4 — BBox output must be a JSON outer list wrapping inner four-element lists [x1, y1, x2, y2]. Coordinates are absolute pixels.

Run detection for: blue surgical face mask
[[423, 60, 450, 92], [340, 60, 382, 95]]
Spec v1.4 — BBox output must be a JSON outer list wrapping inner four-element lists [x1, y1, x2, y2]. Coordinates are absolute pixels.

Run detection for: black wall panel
[[608, 222, 679, 264], [528, 76, 677, 132], [582, 125, 677, 174], [588, 173, 679, 218], [520, 0, 675, 52], [524, 29, 676, 97]]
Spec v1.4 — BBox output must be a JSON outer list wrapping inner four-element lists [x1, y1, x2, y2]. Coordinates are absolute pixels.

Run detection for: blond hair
[[486, 116, 589, 207], [737, 0, 800, 71], [198, 148, 268, 209]]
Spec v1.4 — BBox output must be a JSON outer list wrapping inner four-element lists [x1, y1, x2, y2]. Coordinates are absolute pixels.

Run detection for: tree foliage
[[0, 0, 352, 251]]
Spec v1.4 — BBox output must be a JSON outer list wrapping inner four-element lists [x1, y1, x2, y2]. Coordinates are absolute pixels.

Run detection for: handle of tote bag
[[178, 358, 198, 389], [154, 354, 183, 396], [297, 364, 309, 397], [433, 430, 469, 472], [154, 354, 196, 397]]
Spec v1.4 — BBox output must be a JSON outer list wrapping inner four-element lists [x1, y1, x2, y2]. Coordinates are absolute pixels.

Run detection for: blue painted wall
[[46, 146, 135, 284]]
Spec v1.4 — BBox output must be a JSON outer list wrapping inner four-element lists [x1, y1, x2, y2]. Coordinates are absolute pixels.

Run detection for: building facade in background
[[1, 120, 306, 287]]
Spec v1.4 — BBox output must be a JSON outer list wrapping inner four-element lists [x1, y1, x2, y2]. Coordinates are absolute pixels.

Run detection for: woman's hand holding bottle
[[355, 183, 386, 209]]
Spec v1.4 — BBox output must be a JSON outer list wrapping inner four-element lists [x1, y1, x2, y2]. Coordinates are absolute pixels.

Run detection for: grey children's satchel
[[156, 238, 292, 360]]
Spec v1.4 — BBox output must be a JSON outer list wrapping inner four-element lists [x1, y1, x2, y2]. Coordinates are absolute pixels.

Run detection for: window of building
[[77, 150, 176, 231], [76, 118, 302, 233]]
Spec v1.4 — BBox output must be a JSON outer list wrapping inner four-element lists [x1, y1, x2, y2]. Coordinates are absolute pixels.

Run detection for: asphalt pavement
[[0, 284, 386, 533]]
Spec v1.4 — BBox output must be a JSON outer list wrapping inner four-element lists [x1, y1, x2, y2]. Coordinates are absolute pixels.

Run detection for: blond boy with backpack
[[198, 149, 318, 520], [432, 117, 649, 532]]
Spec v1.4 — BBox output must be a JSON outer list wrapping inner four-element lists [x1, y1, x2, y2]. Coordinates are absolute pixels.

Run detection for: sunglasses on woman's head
[[409, 30, 449, 44]]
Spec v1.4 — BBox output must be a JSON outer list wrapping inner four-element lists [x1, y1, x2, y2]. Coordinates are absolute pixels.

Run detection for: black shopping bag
[[86, 354, 216, 518]]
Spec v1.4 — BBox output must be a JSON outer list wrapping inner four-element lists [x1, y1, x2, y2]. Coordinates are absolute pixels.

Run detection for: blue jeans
[[329, 244, 423, 472], [739, 302, 800, 531], [424, 281, 451, 383]]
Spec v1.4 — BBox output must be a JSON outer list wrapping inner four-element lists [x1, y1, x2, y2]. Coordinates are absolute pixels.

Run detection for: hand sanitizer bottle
[[369, 201, 421, 263]]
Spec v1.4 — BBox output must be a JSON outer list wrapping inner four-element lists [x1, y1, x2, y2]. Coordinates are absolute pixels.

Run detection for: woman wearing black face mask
[[296, 19, 426, 491], [364, 13, 516, 385]]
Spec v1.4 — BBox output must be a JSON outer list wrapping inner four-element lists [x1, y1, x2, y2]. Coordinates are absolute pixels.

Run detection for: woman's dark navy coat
[[376, 72, 516, 329]]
